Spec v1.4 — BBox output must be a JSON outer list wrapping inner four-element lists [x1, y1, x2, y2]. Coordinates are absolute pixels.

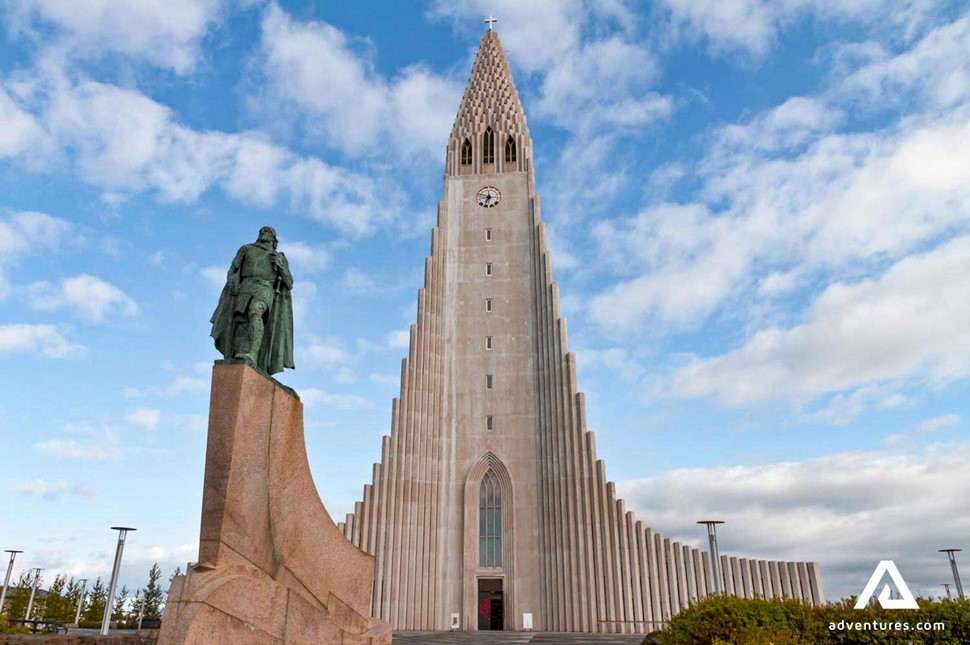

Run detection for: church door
[[477, 578, 504, 630]]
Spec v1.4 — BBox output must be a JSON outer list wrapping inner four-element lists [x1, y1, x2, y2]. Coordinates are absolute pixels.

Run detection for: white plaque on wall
[[523, 613, 533, 630]]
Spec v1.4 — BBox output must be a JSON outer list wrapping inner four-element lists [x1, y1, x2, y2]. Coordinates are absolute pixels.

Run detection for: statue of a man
[[210, 226, 294, 375]]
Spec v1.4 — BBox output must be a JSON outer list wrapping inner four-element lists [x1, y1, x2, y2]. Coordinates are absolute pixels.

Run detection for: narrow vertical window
[[483, 127, 495, 164], [479, 470, 501, 566], [505, 135, 516, 163], [485, 298, 493, 312], [486, 336, 493, 350], [485, 415, 494, 431], [461, 138, 472, 166], [485, 263, 492, 276], [485, 228, 492, 241], [486, 374, 493, 389]]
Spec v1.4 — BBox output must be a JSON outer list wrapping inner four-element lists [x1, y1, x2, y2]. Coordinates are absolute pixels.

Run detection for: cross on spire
[[484, 16, 497, 31]]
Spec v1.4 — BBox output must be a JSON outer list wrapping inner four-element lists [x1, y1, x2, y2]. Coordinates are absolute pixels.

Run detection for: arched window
[[505, 136, 516, 163], [479, 470, 502, 567], [461, 138, 472, 166], [482, 127, 495, 164]]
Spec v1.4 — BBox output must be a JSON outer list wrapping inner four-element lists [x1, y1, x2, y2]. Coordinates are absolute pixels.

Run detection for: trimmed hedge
[[658, 595, 970, 644]]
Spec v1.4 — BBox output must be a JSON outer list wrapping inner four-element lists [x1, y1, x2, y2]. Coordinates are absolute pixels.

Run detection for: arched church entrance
[[463, 452, 514, 631]]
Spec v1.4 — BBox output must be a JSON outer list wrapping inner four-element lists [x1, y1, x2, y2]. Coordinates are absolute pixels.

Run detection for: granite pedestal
[[158, 363, 391, 645]]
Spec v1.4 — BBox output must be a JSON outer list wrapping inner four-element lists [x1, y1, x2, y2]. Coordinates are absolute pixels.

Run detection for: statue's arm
[[227, 246, 246, 292], [277, 253, 294, 291]]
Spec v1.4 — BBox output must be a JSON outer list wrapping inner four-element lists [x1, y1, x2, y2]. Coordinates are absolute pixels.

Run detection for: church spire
[[447, 29, 532, 176]]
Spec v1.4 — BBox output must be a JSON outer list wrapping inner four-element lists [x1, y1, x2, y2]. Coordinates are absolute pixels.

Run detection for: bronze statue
[[210, 226, 294, 374]]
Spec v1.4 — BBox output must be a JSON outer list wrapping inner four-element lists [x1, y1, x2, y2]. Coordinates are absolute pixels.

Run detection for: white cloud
[[657, 0, 940, 59], [590, 202, 745, 329], [534, 37, 671, 134], [369, 372, 399, 388], [281, 240, 330, 274], [386, 329, 410, 350], [885, 413, 962, 445], [809, 384, 910, 426], [0, 211, 73, 296], [165, 375, 208, 396], [429, 0, 582, 74], [837, 14, 970, 109], [27, 274, 138, 323], [388, 65, 466, 159], [343, 268, 375, 292], [588, 16, 970, 335], [671, 236, 970, 405], [305, 335, 356, 366], [126, 407, 162, 430], [543, 225, 580, 271], [617, 442, 970, 600], [6, 479, 98, 500], [0, 323, 80, 357], [33, 438, 117, 461], [573, 346, 641, 380], [716, 96, 840, 154], [199, 265, 226, 288], [300, 387, 373, 410], [254, 5, 460, 159], [31, 540, 197, 594], [914, 413, 961, 434], [6, 0, 224, 74], [1, 69, 393, 236], [0, 86, 44, 157]]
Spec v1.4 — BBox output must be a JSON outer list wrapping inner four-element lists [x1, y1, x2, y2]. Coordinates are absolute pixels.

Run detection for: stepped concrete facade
[[336, 29, 824, 634]]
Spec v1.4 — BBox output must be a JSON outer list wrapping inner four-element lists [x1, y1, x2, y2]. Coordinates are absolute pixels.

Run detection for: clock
[[477, 186, 501, 208]]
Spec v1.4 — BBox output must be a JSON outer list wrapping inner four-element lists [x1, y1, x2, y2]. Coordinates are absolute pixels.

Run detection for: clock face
[[477, 186, 501, 208]]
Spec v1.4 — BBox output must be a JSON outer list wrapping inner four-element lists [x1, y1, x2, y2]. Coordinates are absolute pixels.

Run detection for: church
[[335, 27, 824, 634]]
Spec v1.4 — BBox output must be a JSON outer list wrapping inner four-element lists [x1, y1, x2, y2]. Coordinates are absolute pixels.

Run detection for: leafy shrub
[[658, 595, 970, 644], [0, 614, 31, 634]]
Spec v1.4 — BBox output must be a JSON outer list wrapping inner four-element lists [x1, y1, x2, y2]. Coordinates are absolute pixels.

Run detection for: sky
[[0, 0, 968, 605]]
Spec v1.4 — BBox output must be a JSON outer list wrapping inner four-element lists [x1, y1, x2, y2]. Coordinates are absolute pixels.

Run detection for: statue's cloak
[[210, 266, 295, 375]]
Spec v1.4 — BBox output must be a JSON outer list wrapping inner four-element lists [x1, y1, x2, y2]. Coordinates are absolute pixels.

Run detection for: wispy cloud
[[301, 387, 373, 410], [252, 4, 461, 160], [0, 323, 81, 358], [4, 0, 226, 74], [126, 408, 162, 430], [670, 236, 970, 405], [6, 479, 98, 501], [617, 441, 970, 600], [27, 274, 138, 323]]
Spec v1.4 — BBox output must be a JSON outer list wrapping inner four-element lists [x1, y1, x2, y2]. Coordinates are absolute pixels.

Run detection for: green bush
[[658, 595, 970, 644], [0, 614, 31, 635]]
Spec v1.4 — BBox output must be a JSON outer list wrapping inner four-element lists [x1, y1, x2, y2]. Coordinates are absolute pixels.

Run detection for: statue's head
[[258, 226, 278, 249]]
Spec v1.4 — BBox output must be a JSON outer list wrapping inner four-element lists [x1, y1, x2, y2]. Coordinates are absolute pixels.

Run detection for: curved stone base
[[158, 363, 390, 645]]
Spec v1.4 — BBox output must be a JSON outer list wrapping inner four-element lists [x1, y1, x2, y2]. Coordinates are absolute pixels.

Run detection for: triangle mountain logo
[[854, 560, 919, 609]]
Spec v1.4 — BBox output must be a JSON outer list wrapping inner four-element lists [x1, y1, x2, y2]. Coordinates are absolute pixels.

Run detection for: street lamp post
[[698, 520, 725, 595], [73, 578, 88, 626], [942, 583, 952, 600], [0, 550, 23, 614], [101, 527, 136, 636], [24, 568, 42, 621], [939, 549, 965, 600]]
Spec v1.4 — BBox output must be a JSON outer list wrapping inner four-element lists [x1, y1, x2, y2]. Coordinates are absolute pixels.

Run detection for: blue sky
[[1, 0, 968, 603]]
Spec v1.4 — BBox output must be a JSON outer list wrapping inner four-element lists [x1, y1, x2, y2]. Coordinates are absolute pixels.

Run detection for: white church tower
[[337, 28, 824, 633]]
